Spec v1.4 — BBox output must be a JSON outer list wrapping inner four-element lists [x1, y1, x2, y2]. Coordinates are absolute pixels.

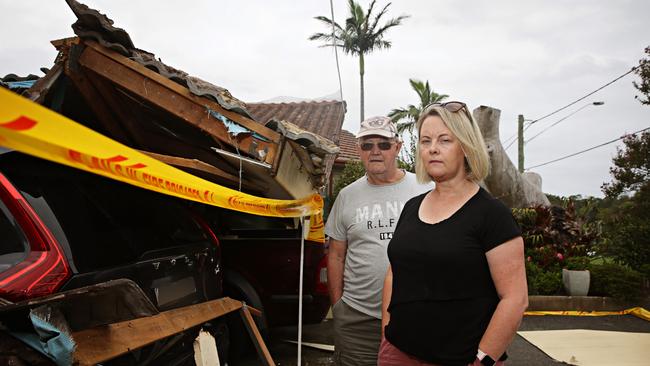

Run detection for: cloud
[[1, 0, 648, 197]]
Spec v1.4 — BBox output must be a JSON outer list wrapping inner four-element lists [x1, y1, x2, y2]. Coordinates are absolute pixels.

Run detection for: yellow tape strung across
[[0, 88, 324, 242], [525, 307, 650, 322]]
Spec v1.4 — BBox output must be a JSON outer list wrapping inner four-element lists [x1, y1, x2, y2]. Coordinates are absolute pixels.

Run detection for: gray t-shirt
[[325, 171, 433, 319]]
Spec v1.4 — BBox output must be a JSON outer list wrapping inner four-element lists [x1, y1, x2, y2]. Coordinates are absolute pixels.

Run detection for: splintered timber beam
[[77, 41, 280, 166], [64, 58, 135, 144], [28, 62, 63, 103], [240, 305, 275, 365], [138, 149, 263, 192], [72, 297, 273, 366]]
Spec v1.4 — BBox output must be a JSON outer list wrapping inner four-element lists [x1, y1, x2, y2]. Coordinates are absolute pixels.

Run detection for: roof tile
[[247, 100, 346, 144], [337, 129, 359, 161]]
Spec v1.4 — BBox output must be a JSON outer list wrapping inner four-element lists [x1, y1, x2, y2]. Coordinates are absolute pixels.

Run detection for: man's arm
[[327, 238, 347, 305]]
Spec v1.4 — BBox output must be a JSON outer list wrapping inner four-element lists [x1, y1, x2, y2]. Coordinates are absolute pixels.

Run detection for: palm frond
[[364, 0, 379, 32], [313, 16, 345, 34], [369, 2, 391, 34], [373, 15, 409, 38], [389, 78, 450, 136]]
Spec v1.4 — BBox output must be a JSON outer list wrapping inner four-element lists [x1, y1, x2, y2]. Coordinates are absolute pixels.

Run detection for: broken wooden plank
[[138, 149, 262, 192], [27, 63, 63, 103], [50, 36, 80, 51], [72, 297, 242, 365], [193, 330, 220, 366], [240, 305, 275, 366], [246, 305, 263, 318], [78, 41, 280, 165]]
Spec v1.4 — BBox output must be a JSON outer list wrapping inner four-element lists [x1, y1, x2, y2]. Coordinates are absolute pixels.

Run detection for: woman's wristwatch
[[477, 349, 496, 366]]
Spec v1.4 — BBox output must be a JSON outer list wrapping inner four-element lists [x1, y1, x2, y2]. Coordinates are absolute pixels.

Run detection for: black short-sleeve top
[[385, 187, 521, 366]]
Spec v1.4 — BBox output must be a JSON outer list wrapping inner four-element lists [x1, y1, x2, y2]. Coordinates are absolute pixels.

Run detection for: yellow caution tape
[[525, 307, 650, 322], [0, 88, 324, 242]]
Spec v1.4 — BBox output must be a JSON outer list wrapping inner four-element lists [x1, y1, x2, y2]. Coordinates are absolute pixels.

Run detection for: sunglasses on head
[[423, 101, 473, 122], [359, 141, 395, 151]]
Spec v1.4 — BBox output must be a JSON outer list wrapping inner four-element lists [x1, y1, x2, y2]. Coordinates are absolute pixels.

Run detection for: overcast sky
[[1, 0, 648, 198]]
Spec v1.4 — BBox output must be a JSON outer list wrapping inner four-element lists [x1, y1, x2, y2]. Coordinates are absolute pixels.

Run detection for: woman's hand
[[381, 265, 393, 337]]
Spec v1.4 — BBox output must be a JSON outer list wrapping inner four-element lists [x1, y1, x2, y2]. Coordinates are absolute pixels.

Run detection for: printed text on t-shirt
[[355, 200, 405, 240]]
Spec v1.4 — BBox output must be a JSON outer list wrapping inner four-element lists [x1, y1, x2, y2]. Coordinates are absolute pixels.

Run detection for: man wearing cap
[[325, 116, 433, 366]]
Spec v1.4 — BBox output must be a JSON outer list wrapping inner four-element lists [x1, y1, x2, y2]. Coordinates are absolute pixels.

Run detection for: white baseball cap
[[357, 116, 398, 139]]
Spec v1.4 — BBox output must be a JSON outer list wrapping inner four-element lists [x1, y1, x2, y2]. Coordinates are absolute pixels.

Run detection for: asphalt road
[[235, 314, 650, 366]]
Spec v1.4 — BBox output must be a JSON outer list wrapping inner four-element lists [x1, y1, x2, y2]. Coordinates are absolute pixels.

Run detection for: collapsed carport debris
[[33, 0, 339, 200], [0, 279, 273, 365], [1, 0, 340, 363]]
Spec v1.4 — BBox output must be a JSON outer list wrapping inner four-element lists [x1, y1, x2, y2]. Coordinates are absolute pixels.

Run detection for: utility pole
[[518, 114, 524, 173]]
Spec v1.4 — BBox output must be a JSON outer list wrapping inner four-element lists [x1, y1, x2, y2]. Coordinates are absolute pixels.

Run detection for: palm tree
[[309, 0, 408, 122], [388, 79, 448, 171], [388, 78, 449, 134]]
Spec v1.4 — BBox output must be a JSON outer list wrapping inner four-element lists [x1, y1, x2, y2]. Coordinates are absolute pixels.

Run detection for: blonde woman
[[379, 102, 528, 366]]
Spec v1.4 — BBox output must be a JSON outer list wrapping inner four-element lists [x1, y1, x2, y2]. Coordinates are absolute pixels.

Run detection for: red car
[[199, 207, 330, 355], [0, 151, 226, 364]]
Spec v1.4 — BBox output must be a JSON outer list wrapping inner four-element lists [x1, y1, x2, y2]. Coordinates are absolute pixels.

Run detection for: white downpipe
[[298, 216, 307, 365]]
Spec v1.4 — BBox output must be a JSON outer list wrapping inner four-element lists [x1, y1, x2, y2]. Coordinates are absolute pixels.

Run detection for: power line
[[525, 126, 650, 170], [502, 67, 635, 151], [527, 67, 636, 126], [329, 0, 343, 102], [525, 102, 601, 144], [503, 121, 533, 150]]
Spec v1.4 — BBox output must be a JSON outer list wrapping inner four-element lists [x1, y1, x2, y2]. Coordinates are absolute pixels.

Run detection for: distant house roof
[[336, 129, 360, 162], [247, 100, 346, 145]]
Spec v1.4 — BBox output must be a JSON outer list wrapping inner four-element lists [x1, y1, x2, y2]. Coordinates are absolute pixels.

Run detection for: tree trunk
[[359, 53, 365, 122], [473, 106, 550, 208]]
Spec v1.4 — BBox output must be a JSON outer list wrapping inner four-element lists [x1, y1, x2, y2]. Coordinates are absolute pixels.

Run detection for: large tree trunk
[[473, 106, 550, 208], [359, 53, 365, 122]]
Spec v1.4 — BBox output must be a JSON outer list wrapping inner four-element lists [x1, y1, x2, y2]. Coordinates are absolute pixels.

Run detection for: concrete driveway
[[237, 313, 650, 366]]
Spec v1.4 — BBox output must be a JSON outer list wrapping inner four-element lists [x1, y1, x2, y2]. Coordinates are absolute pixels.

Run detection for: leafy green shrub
[[565, 256, 590, 270], [526, 262, 562, 295], [639, 264, 650, 279], [513, 201, 602, 273], [332, 160, 365, 201], [600, 130, 650, 273], [588, 262, 644, 301], [599, 198, 650, 273]]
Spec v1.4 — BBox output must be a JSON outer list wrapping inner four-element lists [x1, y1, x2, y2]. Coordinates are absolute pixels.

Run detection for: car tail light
[[0, 173, 71, 302], [315, 254, 328, 295], [191, 212, 220, 251]]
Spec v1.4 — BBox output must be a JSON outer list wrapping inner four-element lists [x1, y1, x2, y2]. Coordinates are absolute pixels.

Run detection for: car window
[[0, 153, 208, 272], [0, 199, 28, 272], [219, 209, 296, 231]]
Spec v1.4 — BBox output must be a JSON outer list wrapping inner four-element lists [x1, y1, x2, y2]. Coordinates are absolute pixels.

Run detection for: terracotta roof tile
[[247, 100, 346, 144], [337, 129, 359, 161]]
